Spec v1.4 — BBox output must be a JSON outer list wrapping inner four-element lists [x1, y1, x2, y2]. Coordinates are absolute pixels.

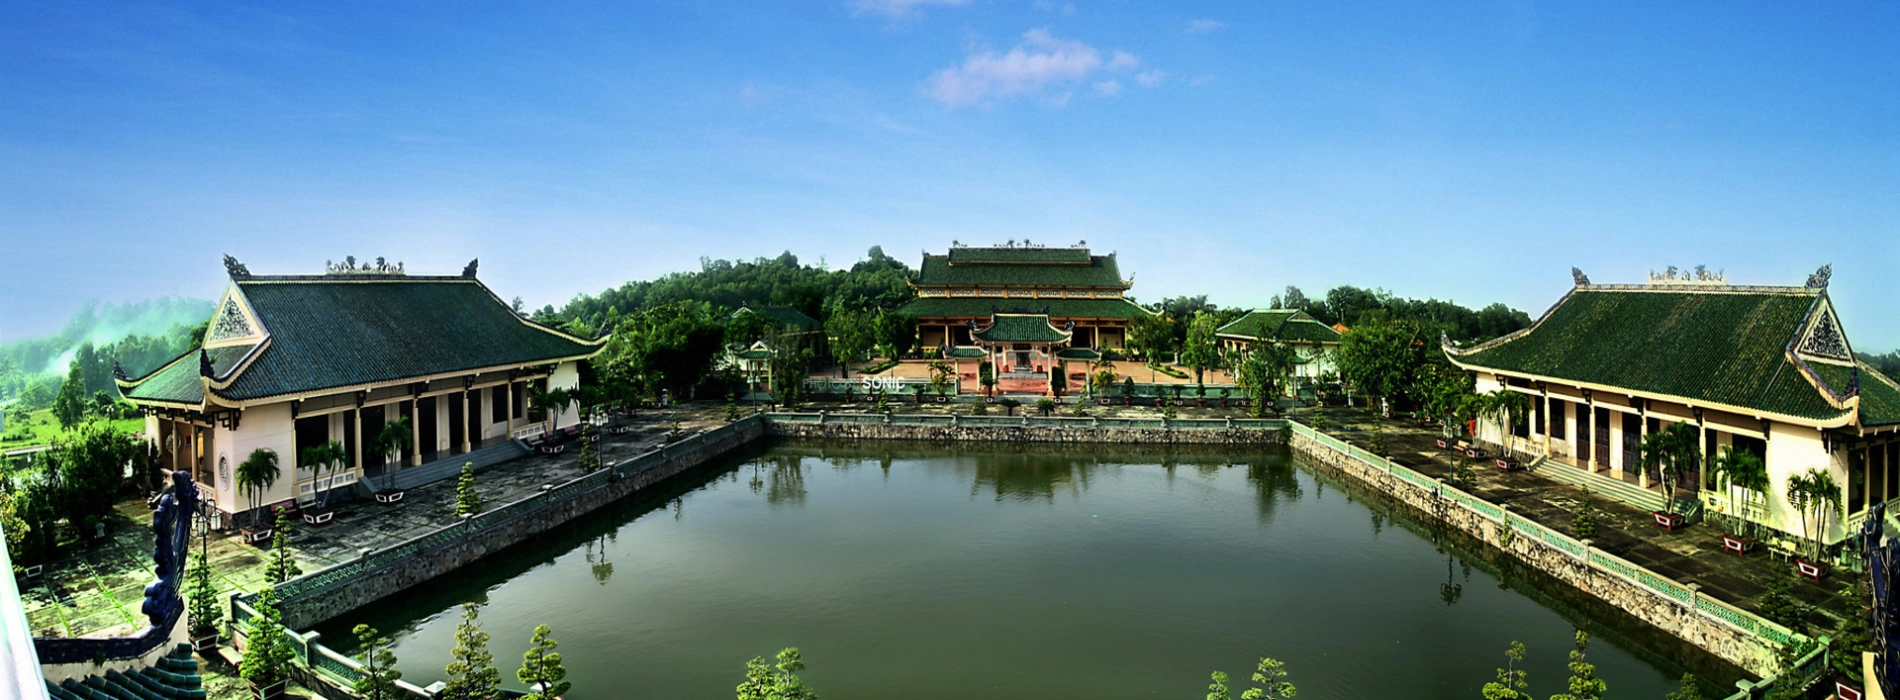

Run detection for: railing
[[0, 524, 50, 700], [763, 412, 1287, 433], [1284, 421, 1808, 663]]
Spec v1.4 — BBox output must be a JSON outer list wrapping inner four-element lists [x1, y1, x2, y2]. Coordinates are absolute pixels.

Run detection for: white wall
[[218, 403, 296, 517]]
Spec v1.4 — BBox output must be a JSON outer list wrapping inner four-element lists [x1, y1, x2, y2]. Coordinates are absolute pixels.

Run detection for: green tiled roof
[[1217, 310, 1341, 344], [974, 314, 1071, 343], [1055, 347, 1101, 360], [124, 277, 604, 404], [120, 346, 250, 405], [898, 297, 1153, 320], [735, 349, 773, 360], [1812, 362, 1900, 427], [945, 346, 988, 359], [946, 246, 1092, 264], [916, 251, 1126, 288], [1449, 289, 1849, 421], [733, 305, 818, 332]]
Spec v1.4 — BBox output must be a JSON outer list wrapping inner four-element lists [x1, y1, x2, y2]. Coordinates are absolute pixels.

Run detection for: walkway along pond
[[227, 413, 1815, 697]]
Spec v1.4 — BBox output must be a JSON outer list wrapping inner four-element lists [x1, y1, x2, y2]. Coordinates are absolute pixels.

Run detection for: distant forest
[[0, 297, 211, 411]]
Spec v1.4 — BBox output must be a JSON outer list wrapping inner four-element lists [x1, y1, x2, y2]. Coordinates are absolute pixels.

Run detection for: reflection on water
[[971, 451, 1093, 502], [747, 454, 809, 506], [583, 533, 614, 586], [1247, 460, 1303, 523]]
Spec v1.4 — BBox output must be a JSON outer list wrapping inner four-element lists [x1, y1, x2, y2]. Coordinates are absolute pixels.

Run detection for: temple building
[[900, 242, 1155, 353], [1216, 309, 1344, 381], [118, 257, 606, 521], [1445, 266, 1900, 548]]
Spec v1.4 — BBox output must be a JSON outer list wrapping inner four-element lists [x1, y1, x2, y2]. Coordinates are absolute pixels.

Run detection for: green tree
[[1786, 467, 1841, 559], [1239, 656, 1296, 700], [1547, 630, 1606, 700], [1182, 311, 1221, 384], [46, 422, 139, 528], [1638, 422, 1702, 513], [1335, 319, 1428, 408], [1665, 673, 1704, 700], [235, 448, 281, 530], [825, 307, 876, 377], [736, 647, 818, 700], [1482, 641, 1531, 700], [299, 439, 348, 510], [441, 602, 499, 700], [1709, 446, 1768, 537], [1206, 670, 1232, 700], [1127, 311, 1174, 362], [1572, 487, 1598, 540], [1238, 341, 1295, 419], [264, 509, 301, 583], [456, 462, 482, 516], [353, 624, 403, 700], [518, 624, 571, 700], [528, 387, 571, 437], [53, 361, 88, 430], [239, 588, 296, 691], [186, 551, 222, 639], [978, 361, 996, 397], [927, 360, 955, 398], [370, 417, 413, 493]]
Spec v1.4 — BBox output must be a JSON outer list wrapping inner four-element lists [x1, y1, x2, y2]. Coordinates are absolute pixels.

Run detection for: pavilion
[[899, 242, 1156, 350], [118, 257, 606, 522], [1445, 266, 1900, 548], [1216, 309, 1344, 382]]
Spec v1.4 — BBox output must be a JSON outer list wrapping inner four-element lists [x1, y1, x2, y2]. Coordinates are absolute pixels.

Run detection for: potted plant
[[1638, 422, 1700, 532], [234, 448, 280, 544], [1710, 446, 1767, 555], [1787, 467, 1841, 580], [299, 440, 346, 526], [185, 551, 221, 651], [370, 417, 413, 504], [240, 588, 295, 700]]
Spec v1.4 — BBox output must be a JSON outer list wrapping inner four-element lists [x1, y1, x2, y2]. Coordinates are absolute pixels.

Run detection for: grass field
[[0, 407, 144, 452]]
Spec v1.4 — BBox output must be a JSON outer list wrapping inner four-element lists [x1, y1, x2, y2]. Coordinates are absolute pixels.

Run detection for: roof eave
[[1447, 358, 1857, 430]]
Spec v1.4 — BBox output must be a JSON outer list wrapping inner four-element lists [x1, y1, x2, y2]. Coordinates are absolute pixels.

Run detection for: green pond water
[[319, 440, 1713, 699]]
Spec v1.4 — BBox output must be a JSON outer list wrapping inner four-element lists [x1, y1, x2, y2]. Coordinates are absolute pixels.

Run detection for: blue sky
[[3, 1, 1897, 348]]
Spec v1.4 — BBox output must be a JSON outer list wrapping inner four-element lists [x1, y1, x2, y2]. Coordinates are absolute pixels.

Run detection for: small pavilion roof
[[944, 346, 988, 359], [731, 304, 819, 333], [973, 314, 1072, 344], [1217, 309, 1342, 344]]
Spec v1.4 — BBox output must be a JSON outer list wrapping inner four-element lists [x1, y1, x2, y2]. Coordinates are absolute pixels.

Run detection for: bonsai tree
[[441, 602, 499, 700], [239, 588, 296, 697], [1049, 362, 1067, 398], [455, 463, 482, 516], [1638, 422, 1702, 513], [234, 448, 280, 531], [370, 417, 413, 493], [186, 551, 222, 645], [736, 647, 818, 700], [299, 440, 347, 510], [1090, 357, 1117, 395], [353, 624, 403, 700], [1710, 446, 1769, 537], [999, 398, 1022, 416], [264, 510, 301, 583], [978, 361, 996, 397], [518, 624, 571, 700], [1036, 398, 1056, 416], [1122, 377, 1135, 406], [927, 361, 953, 401]]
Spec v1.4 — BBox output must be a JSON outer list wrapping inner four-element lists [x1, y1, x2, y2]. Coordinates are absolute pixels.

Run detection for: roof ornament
[[1806, 264, 1832, 290], [1571, 267, 1590, 287], [1647, 265, 1726, 286], [1849, 367, 1861, 398], [1440, 330, 1455, 348], [326, 256, 407, 276], [198, 349, 214, 379], [463, 258, 480, 278], [223, 255, 251, 278], [113, 361, 128, 382]]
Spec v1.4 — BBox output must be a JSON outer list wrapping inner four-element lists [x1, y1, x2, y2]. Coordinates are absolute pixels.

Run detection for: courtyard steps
[[356, 439, 532, 495], [1526, 456, 1671, 514]]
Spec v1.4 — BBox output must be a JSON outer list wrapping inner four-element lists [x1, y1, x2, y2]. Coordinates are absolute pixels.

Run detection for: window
[[1532, 399, 1544, 436], [1549, 401, 1566, 440]]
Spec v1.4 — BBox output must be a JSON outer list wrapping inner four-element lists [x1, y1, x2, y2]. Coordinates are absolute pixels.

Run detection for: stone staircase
[[1525, 456, 1672, 514], [46, 643, 206, 700], [357, 439, 532, 495]]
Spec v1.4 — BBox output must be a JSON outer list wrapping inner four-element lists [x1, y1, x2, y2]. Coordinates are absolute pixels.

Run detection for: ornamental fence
[[765, 411, 1286, 433], [1287, 421, 1830, 697], [231, 415, 765, 696]]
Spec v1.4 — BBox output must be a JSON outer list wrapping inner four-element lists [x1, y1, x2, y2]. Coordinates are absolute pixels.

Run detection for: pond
[[318, 440, 1706, 699]]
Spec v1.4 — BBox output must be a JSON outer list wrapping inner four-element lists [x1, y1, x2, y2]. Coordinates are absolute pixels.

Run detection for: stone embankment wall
[[279, 419, 766, 629], [766, 421, 1283, 445], [1287, 432, 1780, 678]]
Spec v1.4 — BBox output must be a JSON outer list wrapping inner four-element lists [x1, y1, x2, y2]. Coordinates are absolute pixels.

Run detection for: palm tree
[[1709, 447, 1769, 537], [299, 440, 348, 510], [528, 387, 572, 437], [1638, 422, 1702, 513], [235, 448, 281, 531], [1479, 390, 1531, 453], [371, 417, 413, 493], [1786, 467, 1842, 559]]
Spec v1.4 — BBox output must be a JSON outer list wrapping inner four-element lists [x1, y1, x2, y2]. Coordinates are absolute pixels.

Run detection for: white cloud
[[926, 29, 1120, 108], [1093, 80, 1122, 97], [1136, 70, 1165, 87], [1186, 18, 1225, 34], [852, 0, 969, 17], [1107, 50, 1140, 70]]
